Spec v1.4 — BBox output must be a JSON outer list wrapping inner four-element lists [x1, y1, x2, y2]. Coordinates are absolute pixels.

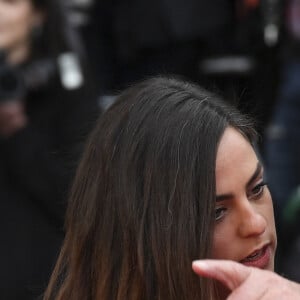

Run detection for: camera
[[0, 49, 83, 101]]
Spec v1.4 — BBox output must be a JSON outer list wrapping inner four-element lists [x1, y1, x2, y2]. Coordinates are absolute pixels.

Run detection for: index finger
[[192, 259, 252, 291]]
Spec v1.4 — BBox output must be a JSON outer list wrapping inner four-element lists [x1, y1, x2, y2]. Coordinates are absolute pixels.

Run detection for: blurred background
[[1, 0, 300, 298]]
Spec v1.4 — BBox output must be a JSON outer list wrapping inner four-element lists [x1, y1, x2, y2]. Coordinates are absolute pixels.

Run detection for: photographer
[[0, 0, 99, 299]]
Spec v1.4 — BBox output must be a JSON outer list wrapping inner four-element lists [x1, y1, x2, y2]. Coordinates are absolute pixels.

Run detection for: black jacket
[[0, 64, 99, 299]]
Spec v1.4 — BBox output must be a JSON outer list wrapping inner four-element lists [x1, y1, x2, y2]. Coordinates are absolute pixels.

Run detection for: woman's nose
[[237, 202, 267, 238]]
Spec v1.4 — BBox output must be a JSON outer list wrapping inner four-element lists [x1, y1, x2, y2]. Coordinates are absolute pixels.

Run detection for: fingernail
[[192, 260, 209, 271]]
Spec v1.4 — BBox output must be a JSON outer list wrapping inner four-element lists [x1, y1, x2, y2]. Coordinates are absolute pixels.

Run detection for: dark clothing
[[0, 66, 99, 299], [112, 0, 234, 58], [83, 0, 235, 93]]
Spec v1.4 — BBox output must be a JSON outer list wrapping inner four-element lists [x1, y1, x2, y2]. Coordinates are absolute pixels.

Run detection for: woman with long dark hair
[[0, 0, 99, 299], [44, 76, 276, 299]]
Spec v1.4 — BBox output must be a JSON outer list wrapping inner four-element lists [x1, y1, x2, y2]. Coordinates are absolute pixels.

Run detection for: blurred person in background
[[0, 0, 100, 299]]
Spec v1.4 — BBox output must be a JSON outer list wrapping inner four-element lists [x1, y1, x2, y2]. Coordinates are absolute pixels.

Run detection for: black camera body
[[0, 50, 59, 102], [0, 49, 84, 101]]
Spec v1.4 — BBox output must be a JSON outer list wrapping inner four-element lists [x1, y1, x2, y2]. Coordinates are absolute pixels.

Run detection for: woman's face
[[0, 0, 43, 62], [212, 127, 277, 271]]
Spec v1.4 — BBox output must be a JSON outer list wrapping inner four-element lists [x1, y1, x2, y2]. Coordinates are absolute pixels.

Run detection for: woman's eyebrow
[[246, 162, 263, 189], [216, 194, 232, 202], [215, 162, 263, 202]]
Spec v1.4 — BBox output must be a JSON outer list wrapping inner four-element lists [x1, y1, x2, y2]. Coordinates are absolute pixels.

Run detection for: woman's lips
[[240, 244, 271, 269]]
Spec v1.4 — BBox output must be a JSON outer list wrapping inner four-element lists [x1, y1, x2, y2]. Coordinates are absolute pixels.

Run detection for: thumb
[[192, 259, 252, 291]]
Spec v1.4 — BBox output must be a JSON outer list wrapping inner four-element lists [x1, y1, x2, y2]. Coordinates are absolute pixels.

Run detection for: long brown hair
[[44, 77, 256, 300]]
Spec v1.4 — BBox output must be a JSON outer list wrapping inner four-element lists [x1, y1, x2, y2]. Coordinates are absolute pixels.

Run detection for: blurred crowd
[[1, 0, 300, 298]]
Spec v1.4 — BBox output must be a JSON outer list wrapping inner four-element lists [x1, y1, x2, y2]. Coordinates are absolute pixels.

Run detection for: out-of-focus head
[[0, 0, 45, 64], [0, 0, 77, 65], [45, 76, 258, 300]]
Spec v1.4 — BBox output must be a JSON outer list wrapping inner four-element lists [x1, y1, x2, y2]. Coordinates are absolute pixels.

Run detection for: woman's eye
[[215, 207, 227, 221], [251, 182, 267, 199]]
